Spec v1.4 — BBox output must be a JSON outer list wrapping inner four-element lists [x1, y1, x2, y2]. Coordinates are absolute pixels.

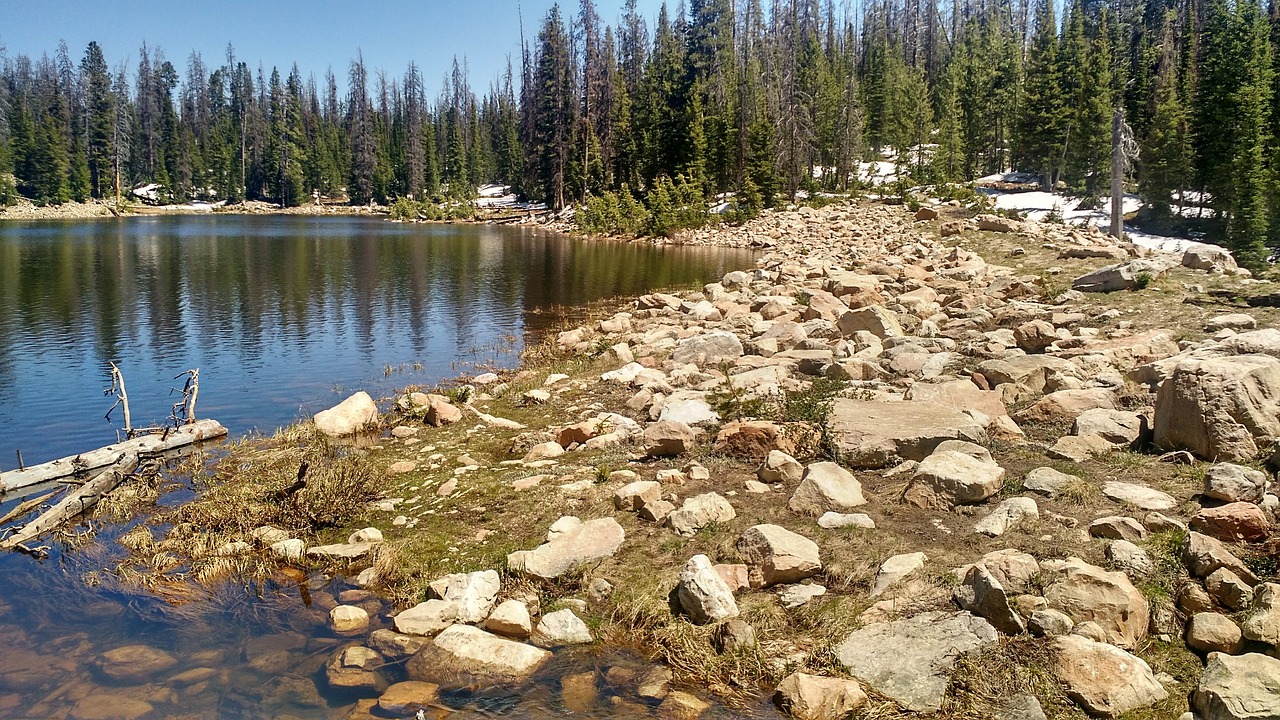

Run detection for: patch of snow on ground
[[984, 189, 1214, 255]]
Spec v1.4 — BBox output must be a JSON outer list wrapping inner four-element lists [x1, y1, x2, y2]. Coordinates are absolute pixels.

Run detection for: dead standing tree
[[170, 369, 200, 426]]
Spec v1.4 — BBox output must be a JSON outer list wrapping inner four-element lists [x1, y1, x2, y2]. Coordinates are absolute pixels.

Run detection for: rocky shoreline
[[93, 198, 1280, 719], [0, 197, 389, 221]]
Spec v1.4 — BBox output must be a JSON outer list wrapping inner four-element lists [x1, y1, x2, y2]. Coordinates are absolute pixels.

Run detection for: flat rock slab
[[828, 399, 987, 468], [507, 517, 625, 579], [1102, 482, 1176, 511], [406, 625, 551, 688], [307, 541, 380, 560], [835, 611, 998, 712]]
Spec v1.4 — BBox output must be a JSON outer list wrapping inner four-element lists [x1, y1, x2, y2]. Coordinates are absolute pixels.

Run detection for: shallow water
[[0, 216, 773, 719], [0, 215, 753, 466]]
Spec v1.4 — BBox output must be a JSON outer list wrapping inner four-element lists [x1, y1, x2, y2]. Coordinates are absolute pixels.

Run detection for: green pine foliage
[[4, 0, 1280, 265]]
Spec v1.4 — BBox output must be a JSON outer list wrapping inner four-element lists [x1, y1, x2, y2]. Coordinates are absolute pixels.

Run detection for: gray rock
[[1053, 635, 1168, 716], [1242, 582, 1280, 647], [1029, 609, 1074, 637], [778, 583, 827, 609], [1204, 463, 1270, 504], [1192, 653, 1280, 720], [974, 497, 1039, 537], [531, 609, 594, 648], [736, 524, 822, 588], [394, 600, 458, 636], [667, 493, 736, 537], [1107, 540, 1154, 577], [367, 629, 429, 660], [671, 331, 744, 366], [834, 611, 998, 713], [788, 462, 867, 516], [508, 517, 626, 580], [1023, 467, 1076, 497], [1072, 258, 1172, 293], [712, 618, 757, 653], [676, 554, 739, 625], [995, 694, 1048, 720], [837, 305, 904, 339]]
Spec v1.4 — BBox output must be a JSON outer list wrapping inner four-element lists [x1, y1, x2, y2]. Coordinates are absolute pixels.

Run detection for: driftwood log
[[0, 452, 141, 551], [0, 418, 227, 494]]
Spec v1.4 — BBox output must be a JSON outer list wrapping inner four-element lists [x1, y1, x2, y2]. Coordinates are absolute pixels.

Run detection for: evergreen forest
[[1, 0, 1278, 263]]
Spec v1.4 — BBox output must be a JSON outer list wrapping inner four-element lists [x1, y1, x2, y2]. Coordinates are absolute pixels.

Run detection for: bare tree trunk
[[1110, 108, 1123, 240]]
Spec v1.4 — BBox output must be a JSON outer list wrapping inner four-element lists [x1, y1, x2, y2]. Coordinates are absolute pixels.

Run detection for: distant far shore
[[0, 198, 389, 222]]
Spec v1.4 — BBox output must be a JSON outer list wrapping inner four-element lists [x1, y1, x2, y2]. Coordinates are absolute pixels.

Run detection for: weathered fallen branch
[[0, 418, 227, 494], [0, 490, 58, 526], [0, 453, 141, 551]]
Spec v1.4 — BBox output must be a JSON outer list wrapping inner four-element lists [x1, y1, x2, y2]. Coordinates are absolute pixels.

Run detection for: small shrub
[[390, 197, 422, 220], [1134, 272, 1154, 290], [0, 173, 16, 207], [577, 185, 651, 236]]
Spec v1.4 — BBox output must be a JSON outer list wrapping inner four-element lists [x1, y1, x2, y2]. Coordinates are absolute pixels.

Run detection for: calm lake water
[[0, 215, 754, 466], [0, 215, 768, 719]]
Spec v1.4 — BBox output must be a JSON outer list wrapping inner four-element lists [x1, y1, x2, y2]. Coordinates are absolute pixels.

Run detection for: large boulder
[[788, 462, 866, 516], [406, 625, 551, 687], [671, 331, 744, 366], [904, 451, 1005, 508], [314, 391, 378, 437], [507, 517, 625, 580], [677, 554, 739, 625], [1052, 635, 1167, 716], [902, 379, 1008, 420], [834, 611, 998, 713], [1192, 653, 1280, 720], [1153, 354, 1280, 461], [1072, 258, 1172, 293], [828, 399, 987, 469], [837, 305, 903, 339], [1183, 244, 1240, 273], [736, 524, 822, 588], [1041, 558, 1150, 648]]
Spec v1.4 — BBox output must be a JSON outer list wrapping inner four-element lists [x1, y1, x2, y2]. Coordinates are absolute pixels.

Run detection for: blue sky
[[2, 0, 665, 93]]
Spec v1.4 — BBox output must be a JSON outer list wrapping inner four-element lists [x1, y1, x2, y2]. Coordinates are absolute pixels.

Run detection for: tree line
[[1, 0, 1278, 263]]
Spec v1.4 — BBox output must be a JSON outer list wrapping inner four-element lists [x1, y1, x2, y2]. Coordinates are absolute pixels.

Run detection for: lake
[[0, 214, 771, 719], [0, 215, 754, 466]]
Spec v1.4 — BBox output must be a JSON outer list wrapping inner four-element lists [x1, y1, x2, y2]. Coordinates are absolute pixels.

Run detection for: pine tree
[[81, 41, 114, 198], [1017, 0, 1068, 188], [347, 53, 376, 204], [1139, 11, 1192, 220], [1226, 0, 1273, 267], [531, 4, 575, 209]]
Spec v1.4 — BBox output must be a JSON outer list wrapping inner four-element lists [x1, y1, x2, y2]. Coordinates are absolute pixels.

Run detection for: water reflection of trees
[[0, 217, 751, 452]]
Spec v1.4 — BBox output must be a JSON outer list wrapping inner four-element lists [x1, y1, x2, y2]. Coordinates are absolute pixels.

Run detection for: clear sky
[[1, 0, 666, 94]]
